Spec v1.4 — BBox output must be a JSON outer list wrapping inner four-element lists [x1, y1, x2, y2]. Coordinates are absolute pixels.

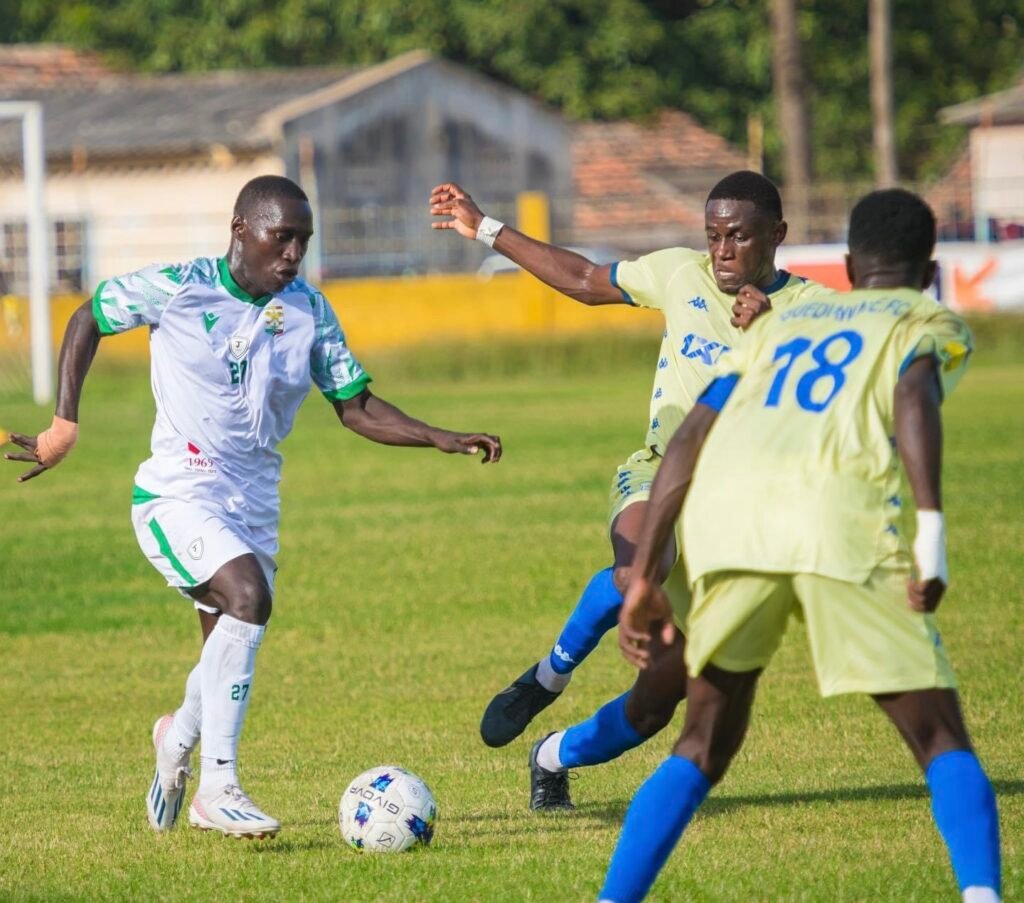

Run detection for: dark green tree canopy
[[3, 0, 1022, 181]]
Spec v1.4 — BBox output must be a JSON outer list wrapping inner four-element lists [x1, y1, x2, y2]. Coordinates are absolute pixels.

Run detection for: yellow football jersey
[[682, 288, 973, 585], [612, 248, 823, 455]]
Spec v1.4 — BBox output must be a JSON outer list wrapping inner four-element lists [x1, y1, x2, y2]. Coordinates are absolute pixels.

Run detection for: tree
[[4, 0, 1024, 183], [869, 0, 898, 186], [771, 0, 813, 238]]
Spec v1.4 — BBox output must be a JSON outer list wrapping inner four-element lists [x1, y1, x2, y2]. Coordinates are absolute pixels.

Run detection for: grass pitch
[[1, 330, 1021, 901]]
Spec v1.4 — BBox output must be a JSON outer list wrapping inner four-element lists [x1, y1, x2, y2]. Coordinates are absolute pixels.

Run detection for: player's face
[[705, 199, 786, 295], [234, 197, 314, 295]]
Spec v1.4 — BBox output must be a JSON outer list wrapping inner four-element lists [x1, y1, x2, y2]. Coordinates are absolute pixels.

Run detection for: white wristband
[[475, 216, 504, 248], [913, 510, 948, 584]]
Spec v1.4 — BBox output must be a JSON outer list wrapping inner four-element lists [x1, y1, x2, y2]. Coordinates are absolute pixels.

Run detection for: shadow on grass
[[246, 835, 337, 854], [564, 778, 1024, 824]]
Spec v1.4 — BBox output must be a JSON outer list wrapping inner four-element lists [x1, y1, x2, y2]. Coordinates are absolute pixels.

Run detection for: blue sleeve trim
[[897, 351, 945, 402], [898, 347, 923, 377], [760, 269, 791, 295], [698, 373, 740, 412], [609, 262, 636, 305]]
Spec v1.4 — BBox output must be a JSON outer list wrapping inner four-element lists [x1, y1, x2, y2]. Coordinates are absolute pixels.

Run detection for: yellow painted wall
[[1, 273, 659, 361]]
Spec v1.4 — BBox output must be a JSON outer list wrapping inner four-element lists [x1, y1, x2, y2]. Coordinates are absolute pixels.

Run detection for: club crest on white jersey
[[229, 336, 250, 360]]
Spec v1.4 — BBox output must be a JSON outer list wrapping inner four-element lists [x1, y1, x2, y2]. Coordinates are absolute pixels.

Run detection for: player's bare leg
[[186, 554, 281, 839], [601, 664, 759, 900], [483, 500, 676, 748], [875, 689, 1001, 900], [622, 631, 687, 739]]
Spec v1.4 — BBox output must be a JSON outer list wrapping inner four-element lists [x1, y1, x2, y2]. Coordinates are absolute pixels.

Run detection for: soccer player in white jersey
[[5, 176, 502, 839], [432, 173, 823, 809], [602, 189, 1000, 902]]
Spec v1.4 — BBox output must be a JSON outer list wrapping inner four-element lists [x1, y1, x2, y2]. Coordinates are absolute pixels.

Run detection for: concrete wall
[[971, 125, 1024, 223], [0, 155, 282, 287]]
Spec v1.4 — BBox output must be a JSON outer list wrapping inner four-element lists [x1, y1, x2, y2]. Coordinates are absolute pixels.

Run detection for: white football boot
[[146, 714, 192, 831], [189, 785, 281, 839]]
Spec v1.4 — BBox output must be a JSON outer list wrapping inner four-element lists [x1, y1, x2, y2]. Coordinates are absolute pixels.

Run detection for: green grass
[[1, 333, 1021, 901]]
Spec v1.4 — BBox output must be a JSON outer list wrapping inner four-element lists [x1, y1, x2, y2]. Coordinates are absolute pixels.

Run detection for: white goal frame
[[0, 101, 52, 404]]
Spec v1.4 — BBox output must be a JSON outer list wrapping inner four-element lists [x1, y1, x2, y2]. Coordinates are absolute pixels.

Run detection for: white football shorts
[[131, 496, 278, 612]]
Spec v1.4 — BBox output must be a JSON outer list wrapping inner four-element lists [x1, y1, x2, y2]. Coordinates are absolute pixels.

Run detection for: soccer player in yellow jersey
[[602, 189, 1000, 902], [432, 172, 824, 808]]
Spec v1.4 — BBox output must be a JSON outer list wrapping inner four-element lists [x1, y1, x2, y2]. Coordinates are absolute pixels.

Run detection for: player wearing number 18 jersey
[[605, 189, 1000, 902]]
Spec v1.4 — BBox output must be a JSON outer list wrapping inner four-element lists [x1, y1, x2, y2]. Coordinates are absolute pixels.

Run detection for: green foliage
[[3, 0, 1023, 180]]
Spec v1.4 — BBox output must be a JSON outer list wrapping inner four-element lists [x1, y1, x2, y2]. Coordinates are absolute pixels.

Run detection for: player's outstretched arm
[[429, 182, 623, 306], [894, 355, 947, 613], [619, 402, 719, 669], [334, 389, 501, 463], [4, 301, 101, 482]]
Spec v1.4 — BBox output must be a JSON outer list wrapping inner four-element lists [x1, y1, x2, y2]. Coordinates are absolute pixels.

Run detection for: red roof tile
[[571, 110, 748, 252], [0, 44, 113, 90]]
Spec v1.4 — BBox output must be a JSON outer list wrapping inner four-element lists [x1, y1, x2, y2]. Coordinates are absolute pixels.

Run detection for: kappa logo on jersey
[[184, 440, 217, 475], [229, 336, 250, 360], [263, 304, 285, 337], [680, 333, 730, 366], [187, 538, 204, 560], [202, 312, 220, 333], [689, 296, 709, 311]]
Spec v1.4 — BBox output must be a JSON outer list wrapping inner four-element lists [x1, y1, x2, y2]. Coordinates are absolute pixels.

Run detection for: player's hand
[[731, 284, 771, 329], [433, 431, 502, 464], [907, 576, 946, 613], [429, 183, 485, 240], [618, 575, 676, 669], [3, 430, 49, 482]]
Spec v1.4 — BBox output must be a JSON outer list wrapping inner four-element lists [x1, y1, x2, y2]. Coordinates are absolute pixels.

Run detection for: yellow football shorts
[[607, 447, 690, 625], [685, 567, 957, 697]]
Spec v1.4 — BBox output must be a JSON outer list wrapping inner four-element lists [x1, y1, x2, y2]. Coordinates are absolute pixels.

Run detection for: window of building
[[0, 219, 86, 293]]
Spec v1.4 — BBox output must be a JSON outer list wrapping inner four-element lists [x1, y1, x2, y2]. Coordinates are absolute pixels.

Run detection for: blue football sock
[[599, 755, 710, 903], [926, 750, 1001, 894], [549, 567, 622, 675], [559, 692, 645, 768]]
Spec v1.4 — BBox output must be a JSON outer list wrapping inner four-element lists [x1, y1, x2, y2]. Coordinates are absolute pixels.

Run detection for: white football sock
[[963, 888, 1000, 903], [199, 756, 239, 794], [536, 657, 572, 693], [197, 614, 264, 792], [168, 665, 202, 752], [536, 731, 565, 773]]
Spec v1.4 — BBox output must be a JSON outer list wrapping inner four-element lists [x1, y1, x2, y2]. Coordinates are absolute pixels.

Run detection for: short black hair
[[848, 189, 936, 266], [706, 170, 783, 221], [234, 175, 308, 218]]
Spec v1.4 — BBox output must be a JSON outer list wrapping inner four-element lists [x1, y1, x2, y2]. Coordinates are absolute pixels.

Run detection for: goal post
[[0, 101, 52, 404]]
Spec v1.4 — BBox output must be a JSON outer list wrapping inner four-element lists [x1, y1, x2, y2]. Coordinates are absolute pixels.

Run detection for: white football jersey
[[92, 257, 370, 526]]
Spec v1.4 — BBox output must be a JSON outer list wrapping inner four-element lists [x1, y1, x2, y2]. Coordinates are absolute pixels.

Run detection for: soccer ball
[[338, 765, 437, 853]]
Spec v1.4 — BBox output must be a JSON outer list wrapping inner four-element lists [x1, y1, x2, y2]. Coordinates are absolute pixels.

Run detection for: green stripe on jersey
[[147, 517, 197, 585], [217, 257, 272, 307], [91, 280, 118, 335], [132, 485, 161, 505], [322, 373, 373, 402]]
